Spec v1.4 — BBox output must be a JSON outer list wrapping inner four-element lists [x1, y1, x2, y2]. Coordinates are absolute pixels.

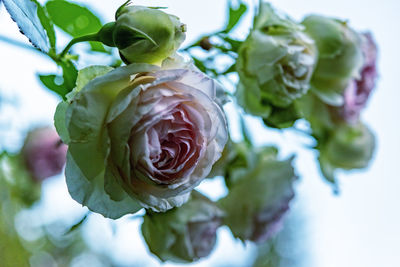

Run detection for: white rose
[[56, 59, 228, 218]]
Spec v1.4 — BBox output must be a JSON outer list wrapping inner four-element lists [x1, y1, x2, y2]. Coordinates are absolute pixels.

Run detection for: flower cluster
[[234, 1, 377, 184], [0, 0, 382, 263], [26, 0, 376, 262], [236, 3, 378, 132]]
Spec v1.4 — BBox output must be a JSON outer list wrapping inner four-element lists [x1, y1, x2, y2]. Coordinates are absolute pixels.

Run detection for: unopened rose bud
[[141, 191, 223, 262], [219, 147, 297, 243], [236, 3, 317, 119], [22, 127, 67, 181], [341, 32, 378, 123], [98, 4, 186, 65], [319, 122, 375, 175], [302, 15, 364, 105]]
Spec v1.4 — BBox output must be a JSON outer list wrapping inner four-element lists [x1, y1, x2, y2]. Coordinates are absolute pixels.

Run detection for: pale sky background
[[1, 0, 400, 266]]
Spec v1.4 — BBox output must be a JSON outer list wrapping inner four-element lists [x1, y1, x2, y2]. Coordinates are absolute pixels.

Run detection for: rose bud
[[236, 3, 317, 120], [219, 147, 297, 243], [55, 58, 228, 219], [341, 32, 378, 123], [141, 191, 223, 262], [98, 2, 186, 65], [302, 15, 364, 106], [21, 127, 67, 181], [296, 33, 377, 137], [318, 122, 375, 183]]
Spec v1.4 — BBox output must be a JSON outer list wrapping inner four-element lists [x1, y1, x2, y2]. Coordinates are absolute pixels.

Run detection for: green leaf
[[39, 74, 68, 98], [64, 212, 89, 234], [223, 0, 247, 33], [59, 60, 78, 92], [39, 58, 78, 98], [219, 35, 242, 52], [3, 0, 49, 52], [45, 0, 107, 53], [191, 56, 208, 73], [32, 0, 56, 50], [39, 59, 77, 98], [222, 62, 236, 74]]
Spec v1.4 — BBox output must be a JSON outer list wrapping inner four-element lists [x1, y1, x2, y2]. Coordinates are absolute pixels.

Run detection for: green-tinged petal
[[302, 15, 345, 59], [302, 15, 364, 104], [296, 92, 335, 139], [64, 65, 114, 104], [65, 152, 141, 219], [236, 83, 272, 118], [76, 65, 114, 92], [54, 101, 70, 144], [104, 162, 127, 202], [310, 86, 344, 107], [65, 63, 158, 180], [254, 2, 301, 31], [106, 85, 143, 182]]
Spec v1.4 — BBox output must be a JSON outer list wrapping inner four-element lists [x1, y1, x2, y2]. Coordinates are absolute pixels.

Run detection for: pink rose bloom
[[22, 127, 67, 181], [342, 32, 378, 123], [56, 59, 228, 218]]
